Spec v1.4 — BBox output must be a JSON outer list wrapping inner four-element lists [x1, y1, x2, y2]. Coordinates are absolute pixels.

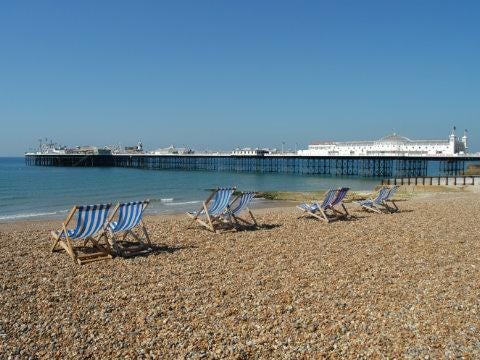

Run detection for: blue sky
[[1, 0, 479, 155]]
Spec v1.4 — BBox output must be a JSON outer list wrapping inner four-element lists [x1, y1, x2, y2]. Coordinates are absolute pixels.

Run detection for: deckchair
[[355, 186, 391, 213], [223, 191, 258, 228], [383, 186, 400, 213], [50, 204, 112, 265], [187, 187, 236, 232], [108, 200, 152, 257], [297, 189, 339, 222]]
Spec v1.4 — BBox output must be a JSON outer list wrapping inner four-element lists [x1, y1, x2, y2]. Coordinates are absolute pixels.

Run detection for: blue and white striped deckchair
[[355, 186, 391, 213], [328, 187, 350, 218], [186, 187, 236, 232], [108, 200, 151, 256], [296, 189, 339, 222], [50, 204, 113, 265], [223, 191, 258, 228]]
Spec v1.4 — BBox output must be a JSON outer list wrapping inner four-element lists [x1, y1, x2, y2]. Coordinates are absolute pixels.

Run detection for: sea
[[0, 157, 382, 222]]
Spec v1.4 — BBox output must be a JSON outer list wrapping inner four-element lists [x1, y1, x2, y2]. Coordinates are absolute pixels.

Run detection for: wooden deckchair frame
[[107, 200, 152, 257], [50, 205, 113, 265], [186, 188, 236, 232], [226, 193, 258, 229]]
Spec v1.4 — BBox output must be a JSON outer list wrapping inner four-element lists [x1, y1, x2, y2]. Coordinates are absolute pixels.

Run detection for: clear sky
[[1, 0, 479, 155]]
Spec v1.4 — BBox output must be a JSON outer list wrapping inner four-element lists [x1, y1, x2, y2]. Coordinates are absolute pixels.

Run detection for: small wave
[[150, 198, 174, 203], [164, 200, 201, 206], [0, 210, 68, 221]]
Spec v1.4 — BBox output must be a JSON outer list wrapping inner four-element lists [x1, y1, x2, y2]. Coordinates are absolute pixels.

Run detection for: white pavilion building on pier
[[298, 128, 468, 157]]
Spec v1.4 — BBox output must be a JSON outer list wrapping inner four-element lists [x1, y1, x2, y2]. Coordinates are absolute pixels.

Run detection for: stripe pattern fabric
[[329, 187, 350, 207], [358, 186, 390, 206], [60, 204, 111, 240], [109, 201, 148, 233], [189, 188, 235, 217], [207, 188, 235, 216], [226, 192, 255, 215]]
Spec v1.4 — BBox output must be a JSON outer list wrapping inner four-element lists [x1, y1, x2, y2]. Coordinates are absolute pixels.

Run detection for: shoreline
[[0, 184, 475, 225], [0, 199, 300, 229]]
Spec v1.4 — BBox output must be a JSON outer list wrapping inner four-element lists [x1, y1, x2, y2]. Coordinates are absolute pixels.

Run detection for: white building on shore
[[298, 128, 468, 157]]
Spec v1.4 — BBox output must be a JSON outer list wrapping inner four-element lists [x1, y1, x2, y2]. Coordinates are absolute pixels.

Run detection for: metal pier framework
[[25, 154, 477, 177]]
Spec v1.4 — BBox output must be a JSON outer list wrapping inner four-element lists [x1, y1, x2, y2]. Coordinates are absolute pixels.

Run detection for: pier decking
[[24, 153, 480, 177]]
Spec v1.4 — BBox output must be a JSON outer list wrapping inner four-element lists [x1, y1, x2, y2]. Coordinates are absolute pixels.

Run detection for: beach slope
[[1, 192, 479, 358]]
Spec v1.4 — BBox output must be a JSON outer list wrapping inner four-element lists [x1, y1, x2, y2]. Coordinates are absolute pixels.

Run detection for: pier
[[24, 153, 480, 177]]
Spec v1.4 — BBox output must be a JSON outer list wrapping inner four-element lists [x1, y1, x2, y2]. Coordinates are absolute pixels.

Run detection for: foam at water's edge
[[164, 201, 201, 206], [0, 210, 68, 221]]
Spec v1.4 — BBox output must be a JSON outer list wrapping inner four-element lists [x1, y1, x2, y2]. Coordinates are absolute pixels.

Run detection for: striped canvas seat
[[358, 187, 390, 207], [109, 201, 148, 233], [226, 192, 255, 216], [330, 187, 349, 207], [57, 204, 111, 240], [328, 187, 350, 218], [187, 187, 236, 232], [188, 188, 235, 217]]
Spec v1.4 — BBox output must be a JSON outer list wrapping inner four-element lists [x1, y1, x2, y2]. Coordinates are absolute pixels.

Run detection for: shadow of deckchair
[[234, 223, 281, 232], [119, 243, 196, 258]]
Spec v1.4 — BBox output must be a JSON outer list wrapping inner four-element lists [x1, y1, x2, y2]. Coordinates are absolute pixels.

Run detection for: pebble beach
[[1, 191, 480, 358]]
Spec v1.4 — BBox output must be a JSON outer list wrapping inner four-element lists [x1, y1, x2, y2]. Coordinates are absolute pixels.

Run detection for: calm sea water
[[0, 157, 382, 221]]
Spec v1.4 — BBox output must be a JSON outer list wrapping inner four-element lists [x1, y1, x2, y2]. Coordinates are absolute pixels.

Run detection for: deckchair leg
[[384, 201, 398, 213], [64, 236, 78, 264], [50, 231, 62, 252], [390, 201, 398, 212], [203, 203, 216, 232], [140, 220, 152, 247], [362, 204, 382, 213], [248, 208, 258, 227], [319, 209, 331, 222], [341, 203, 349, 217], [306, 211, 327, 221], [108, 233, 120, 255], [230, 215, 241, 230]]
